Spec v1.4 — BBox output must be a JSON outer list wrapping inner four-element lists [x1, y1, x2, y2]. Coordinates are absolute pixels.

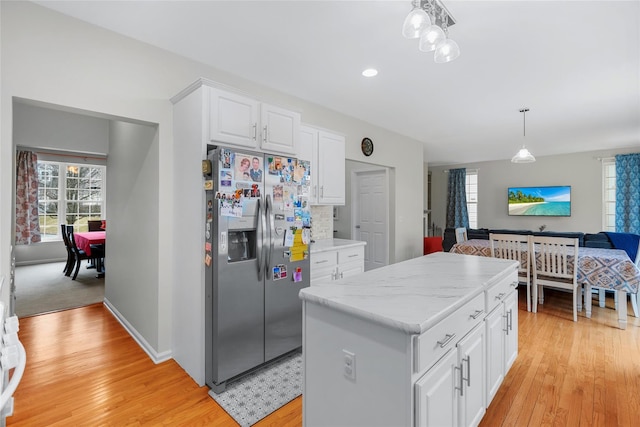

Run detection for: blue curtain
[[446, 168, 469, 228], [615, 153, 640, 234]]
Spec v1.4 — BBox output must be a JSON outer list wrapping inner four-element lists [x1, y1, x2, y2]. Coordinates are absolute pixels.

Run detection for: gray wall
[[14, 102, 110, 155], [106, 120, 162, 354], [429, 147, 640, 234], [12, 102, 109, 265]]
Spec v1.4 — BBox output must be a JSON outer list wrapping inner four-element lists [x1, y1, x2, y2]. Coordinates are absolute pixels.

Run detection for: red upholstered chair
[[423, 237, 443, 255]]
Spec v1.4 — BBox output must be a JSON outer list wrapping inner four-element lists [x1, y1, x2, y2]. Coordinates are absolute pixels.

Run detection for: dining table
[[451, 239, 640, 329], [74, 231, 106, 277]]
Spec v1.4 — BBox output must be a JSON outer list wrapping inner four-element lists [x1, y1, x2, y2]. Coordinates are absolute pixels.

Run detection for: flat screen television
[[508, 186, 571, 216]]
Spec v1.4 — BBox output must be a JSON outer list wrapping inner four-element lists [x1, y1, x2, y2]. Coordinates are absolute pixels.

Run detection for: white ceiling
[[32, 0, 640, 165]]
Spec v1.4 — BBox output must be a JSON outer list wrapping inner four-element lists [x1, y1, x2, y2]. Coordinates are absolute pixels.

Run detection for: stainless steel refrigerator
[[204, 145, 311, 393]]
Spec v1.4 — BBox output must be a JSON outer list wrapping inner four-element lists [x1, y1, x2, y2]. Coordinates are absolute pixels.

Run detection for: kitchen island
[[299, 252, 519, 427]]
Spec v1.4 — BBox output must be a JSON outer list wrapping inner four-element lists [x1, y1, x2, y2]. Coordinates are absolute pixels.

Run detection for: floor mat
[[208, 351, 302, 426]]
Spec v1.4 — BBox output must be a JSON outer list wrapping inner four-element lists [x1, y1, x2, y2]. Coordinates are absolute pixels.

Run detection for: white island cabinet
[[299, 252, 518, 427]]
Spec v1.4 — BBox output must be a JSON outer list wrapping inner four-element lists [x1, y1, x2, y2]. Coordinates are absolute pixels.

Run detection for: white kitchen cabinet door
[[457, 325, 486, 427], [415, 348, 458, 427], [317, 130, 345, 205], [299, 126, 319, 204], [260, 103, 300, 156], [485, 304, 505, 404], [504, 290, 518, 372], [209, 88, 259, 149], [338, 262, 364, 279]]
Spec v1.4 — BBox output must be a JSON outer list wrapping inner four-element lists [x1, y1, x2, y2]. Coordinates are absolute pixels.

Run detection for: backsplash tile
[[311, 205, 333, 240]]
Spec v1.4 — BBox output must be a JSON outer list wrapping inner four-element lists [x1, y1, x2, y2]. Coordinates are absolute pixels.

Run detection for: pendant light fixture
[[511, 108, 536, 163], [402, 0, 459, 63]]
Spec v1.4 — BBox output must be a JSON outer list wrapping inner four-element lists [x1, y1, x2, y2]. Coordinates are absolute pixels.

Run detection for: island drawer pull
[[348, 254, 359, 258], [510, 281, 519, 288], [495, 292, 506, 300], [470, 309, 484, 319], [315, 260, 328, 264], [436, 333, 456, 348]]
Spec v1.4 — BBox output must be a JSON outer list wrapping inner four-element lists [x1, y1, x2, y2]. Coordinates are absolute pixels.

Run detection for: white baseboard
[[15, 258, 66, 267], [103, 298, 172, 364]]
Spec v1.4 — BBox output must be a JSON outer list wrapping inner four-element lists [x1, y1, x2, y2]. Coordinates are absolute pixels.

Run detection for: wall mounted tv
[[508, 186, 571, 217]]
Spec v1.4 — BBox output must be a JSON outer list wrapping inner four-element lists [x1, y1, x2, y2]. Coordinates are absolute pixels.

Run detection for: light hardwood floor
[[10, 288, 640, 426]]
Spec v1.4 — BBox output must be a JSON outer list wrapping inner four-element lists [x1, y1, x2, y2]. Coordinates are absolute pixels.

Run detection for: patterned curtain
[[15, 150, 41, 244], [446, 168, 469, 228], [615, 153, 640, 234]]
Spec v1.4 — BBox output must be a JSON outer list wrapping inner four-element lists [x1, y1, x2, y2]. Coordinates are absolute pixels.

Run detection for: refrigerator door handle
[[257, 198, 266, 279], [265, 194, 275, 279]]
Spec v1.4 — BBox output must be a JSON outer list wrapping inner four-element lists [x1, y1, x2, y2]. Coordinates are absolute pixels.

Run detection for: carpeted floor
[[208, 351, 303, 427], [14, 261, 105, 318]]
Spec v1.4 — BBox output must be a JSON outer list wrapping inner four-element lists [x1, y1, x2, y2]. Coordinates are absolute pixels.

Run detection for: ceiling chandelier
[[511, 108, 536, 163], [402, 0, 460, 63]]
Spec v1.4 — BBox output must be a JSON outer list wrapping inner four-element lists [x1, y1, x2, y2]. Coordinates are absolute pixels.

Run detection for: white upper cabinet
[[299, 125, 345, 205], [209, 87, 260, 150], [208, 86, 299, 156], [317, 130, 345, 205], [299, 126, 319, 202], [260, 103, 300, 155]]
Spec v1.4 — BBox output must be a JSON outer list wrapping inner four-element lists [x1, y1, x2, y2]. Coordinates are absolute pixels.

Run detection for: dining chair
[[455, 227, 468, 244], [490, 233, 532, 311], [60, 224, 75, 276], [87, 220, 103, 231], [67, 225, 105, 280], [611, 240, 640, 317], [531, 236, 580, 321]]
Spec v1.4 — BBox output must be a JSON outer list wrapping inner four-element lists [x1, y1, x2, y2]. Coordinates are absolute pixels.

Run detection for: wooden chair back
[[531, 236, 580, 321], [87, 220, 103, 231], [490, 233, 532, 310]]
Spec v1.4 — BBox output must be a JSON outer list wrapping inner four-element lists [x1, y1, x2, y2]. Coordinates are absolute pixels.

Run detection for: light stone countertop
[[299, 252, 518, 334], [309, 238, 366, 254]]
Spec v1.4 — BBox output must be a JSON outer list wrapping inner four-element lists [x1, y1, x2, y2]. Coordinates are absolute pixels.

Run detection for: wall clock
[[361, 137, 374, 156]]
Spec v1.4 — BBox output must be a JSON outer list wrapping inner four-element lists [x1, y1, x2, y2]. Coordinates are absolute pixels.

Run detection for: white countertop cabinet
[[300, 252, 518, 427], [309, 239, 365, 284], [299, 125, 345, 205]]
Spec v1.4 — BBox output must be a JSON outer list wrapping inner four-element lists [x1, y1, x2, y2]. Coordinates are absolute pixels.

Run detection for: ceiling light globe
[[402, 7, 431, 39], [419, 25, 445, 52], [434, 38, 461, 63], [511, 147, 536, 163]]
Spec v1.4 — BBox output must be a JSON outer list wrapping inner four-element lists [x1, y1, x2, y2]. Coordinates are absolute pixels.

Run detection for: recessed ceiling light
[[362, 68, 378, 77]]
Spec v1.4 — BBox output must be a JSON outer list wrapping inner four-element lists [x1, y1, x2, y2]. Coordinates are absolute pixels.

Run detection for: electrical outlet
[[343, 350, 356, 381]]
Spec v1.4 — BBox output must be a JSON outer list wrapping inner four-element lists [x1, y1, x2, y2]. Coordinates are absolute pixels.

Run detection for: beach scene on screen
[[508, 186, 571, 216]]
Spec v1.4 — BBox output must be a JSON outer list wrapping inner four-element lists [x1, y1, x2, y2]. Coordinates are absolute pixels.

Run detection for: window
[[37, 161, 106, 240], [602, 159, 616, 232], [466, 170, 478, 229]]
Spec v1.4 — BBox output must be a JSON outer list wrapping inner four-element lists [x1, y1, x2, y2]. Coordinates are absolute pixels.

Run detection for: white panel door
[[504, 290, 518, 371], [260, 103, 300, 156], [415, 348, 458, 427], [209, 88, 259, 149], [317, 131, 345, 205], [457, 325, 486, 427], [485, 305, 505, 404], [354, 170, 389, 271]]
